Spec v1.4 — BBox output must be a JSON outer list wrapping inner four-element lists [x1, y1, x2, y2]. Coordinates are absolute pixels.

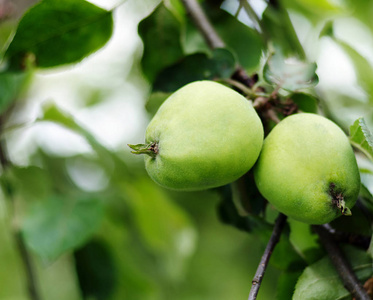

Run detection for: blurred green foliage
[[0, 0, 372, 299]]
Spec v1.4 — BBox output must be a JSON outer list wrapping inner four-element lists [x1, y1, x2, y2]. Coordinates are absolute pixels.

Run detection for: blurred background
[[0, 0, 372, 299]]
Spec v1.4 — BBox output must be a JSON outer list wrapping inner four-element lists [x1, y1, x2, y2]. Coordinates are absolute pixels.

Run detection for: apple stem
[[338, 199, 352, 216], [127, 142, 158, 158], [329, 183, 352, 216]]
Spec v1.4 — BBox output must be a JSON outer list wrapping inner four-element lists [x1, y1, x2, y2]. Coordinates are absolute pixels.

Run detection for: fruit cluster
[[129, 81, 360, 224]]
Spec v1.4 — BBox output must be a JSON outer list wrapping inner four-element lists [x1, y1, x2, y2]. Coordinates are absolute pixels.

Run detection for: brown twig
[[181, 0, 259, 88], [248, 213, 287, 300], [264, 108, 280, 124], [0, 112, 42, 300], [180, 0, 225, 49], [312, 225, 370, 300], [321, 224, 371, 250]]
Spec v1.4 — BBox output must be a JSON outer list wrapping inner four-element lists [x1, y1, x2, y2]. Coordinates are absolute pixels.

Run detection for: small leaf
[[263, 50, 319, 91], [5, 0, 113, 69], [139, 3, 184, 83], [290, 93, 319, 113], [22, 195, 104, 262], [293, 246, 373, 300], [349, 117, 373, 161], [153, 48, 236, 92], [74, 239, 117, 300]]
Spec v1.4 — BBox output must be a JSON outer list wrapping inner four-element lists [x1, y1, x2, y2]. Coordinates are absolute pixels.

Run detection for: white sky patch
[[66, 158, 110, 192], [316, 38, 366, 99], [334, 17, 373, 67], [221, 0, 267, 30], [8, 0, 153, 162], [76, 84, 149, 150]]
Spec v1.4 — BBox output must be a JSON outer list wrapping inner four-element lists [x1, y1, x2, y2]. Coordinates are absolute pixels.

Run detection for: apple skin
[[254, 113, 360, 224], [142, 80, 264, 191]]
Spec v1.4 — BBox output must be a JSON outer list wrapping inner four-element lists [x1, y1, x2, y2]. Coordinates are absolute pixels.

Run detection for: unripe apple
[[129, 80, 264, 191], [254, 113, 360, 224]]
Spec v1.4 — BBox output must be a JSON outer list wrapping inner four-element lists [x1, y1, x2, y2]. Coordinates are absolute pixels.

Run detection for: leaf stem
[[248, 213, 287, 300], [218, 78, 256, 98], [0, 110, 42, 300], [312, 225, 371, 300]]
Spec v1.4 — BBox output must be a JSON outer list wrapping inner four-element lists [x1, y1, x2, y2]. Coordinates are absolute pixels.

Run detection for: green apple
[[129, 80, 264, 191], [254, 113, 360, 224]]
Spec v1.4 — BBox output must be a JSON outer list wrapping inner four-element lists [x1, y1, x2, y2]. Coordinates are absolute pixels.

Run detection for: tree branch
[[321, 224, 371, 250], [312, 225, 371, 300], [181, 0, 258, 88], [181, 0, 225, 49], [0, 113, 42, 300], [248, 213, 287, 300]]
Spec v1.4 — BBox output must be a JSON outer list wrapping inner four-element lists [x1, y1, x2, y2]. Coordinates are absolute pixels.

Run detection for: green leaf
[[139, 3, 184, 83], [0, 71, 31, 113], [276, 270, 302, 300], [182, 5, 264, 71], [164, 0, 186, 23], [342, 0, 373, 35], [22, 195, 104, 262], [349, 117, 373, 161], [74, 239, 117, 300], [145, 91, 171, 116], [319, 21, 373, 104], [153, 48, 236, 92], [10, 165, 52, 201], [330, 205, 372, 237], [263, 50, 319, 91], [0, 20, 17, 54], [97, 215, 160, 299], [293, 246, 373, 300], [208, 10, 264, 71], [290, 93, 319, 113], [230, 172, 267, 217], [5, 0, 113, 70], [335, 39, 373, 104], [358, 169, 373, 215], [282, 0, 342, 23], [288, 219, 324, 264], [123, 177, 197, 279], [262, 4, 306, 58], [320, 91, 371, 132], [217, 184, 271, 233], [270, 235, 306, 271]]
